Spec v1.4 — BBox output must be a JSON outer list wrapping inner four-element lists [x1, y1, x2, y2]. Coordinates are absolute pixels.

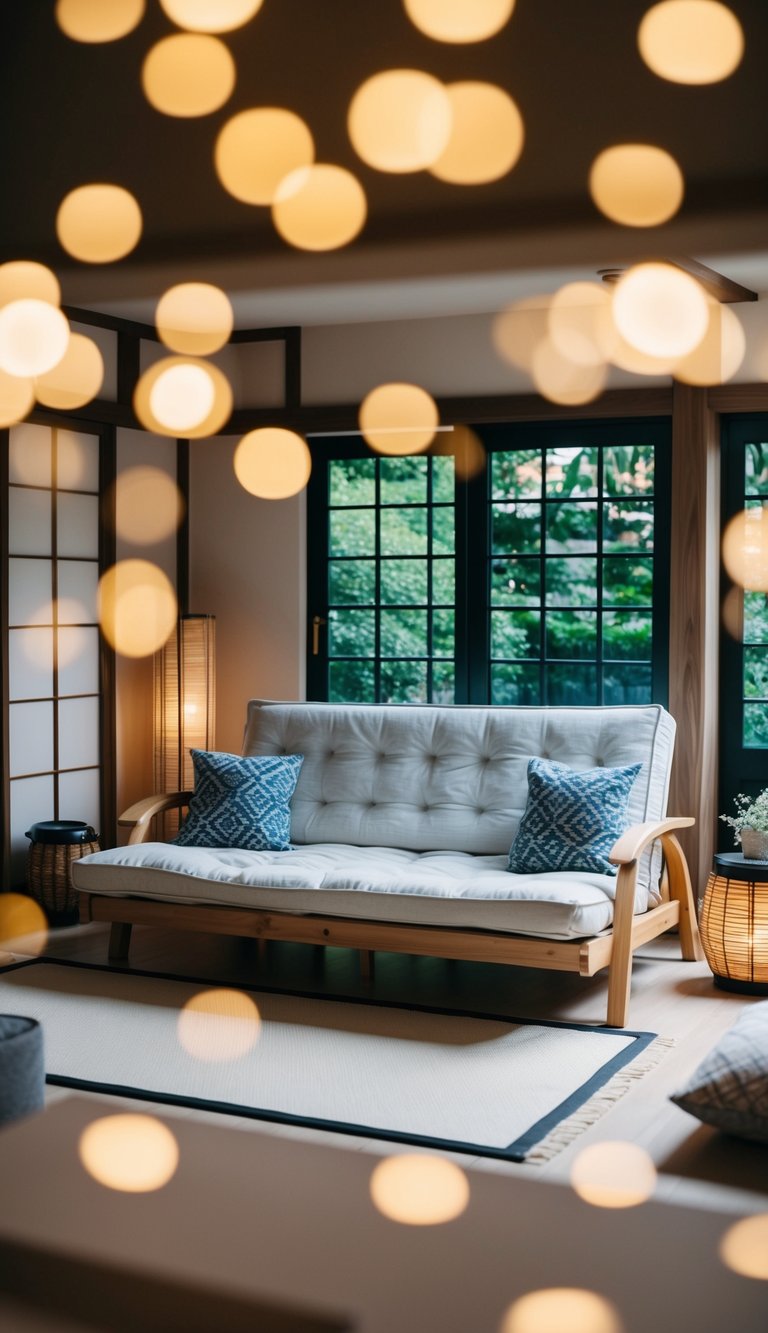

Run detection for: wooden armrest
[[118, 792, 193, 844], [609, 816, 695, 867]]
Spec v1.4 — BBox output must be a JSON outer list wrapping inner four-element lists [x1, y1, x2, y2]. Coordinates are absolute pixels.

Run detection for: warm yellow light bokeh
[[548, 282, 615, 368], [403, 0, 516, 43], [56, 184, 143, 264], [79, 1115, 179, 1192], [612, 263, 709, 359], [638, 0, 744, 84], [149, 362, 216, 433], [348, 69, 453, 173], [359, 382, 439, 455], [674, 302, 745, 385], [719, 1213, 768, 1279], [233, 428, 312, 499], [142, 34, 235, 117], [589, 143, 684, 227], [177, 988, 261, 1062], [444, 424, 487, 479], [369, 1154, 470, 1226], [492, 296, 552, 373], [0, 367, 34, 427], [98, 560, 178, 657], [160, 0, 263, 33], [0, 300, 70, 378], [134, 355, 233, 437], [608, 330, 678, 377], [156, 282, 234, 355], [272, 164, 367, 252], [0, 261, 60, 308], [532, 338, 606, 406], [430, 82, 524, 184], [501, 1288, 623, 1333], [115, 465, 186, 544], [215, 108, 315, 205], [35, 332, 104, 410], [570, 1141, 657, 1208], [56, 0, 145, 43], [0, 894, 48, 955], [722, 507, 768, 592]]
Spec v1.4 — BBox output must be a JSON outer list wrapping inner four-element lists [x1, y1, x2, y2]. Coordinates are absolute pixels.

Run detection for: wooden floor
[[24, 918, 768, 1214]]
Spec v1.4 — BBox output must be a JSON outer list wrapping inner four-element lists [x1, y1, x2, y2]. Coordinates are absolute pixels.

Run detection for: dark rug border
[[0, 955, 657, 1162]]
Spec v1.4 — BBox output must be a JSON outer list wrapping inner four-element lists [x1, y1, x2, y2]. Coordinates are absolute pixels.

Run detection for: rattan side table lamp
[[700, 853, 768, 994]]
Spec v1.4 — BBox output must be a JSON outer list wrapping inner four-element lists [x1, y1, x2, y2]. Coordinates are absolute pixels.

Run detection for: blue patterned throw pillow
[[174, 750, 303, 851], [507, 757, 641, 877]]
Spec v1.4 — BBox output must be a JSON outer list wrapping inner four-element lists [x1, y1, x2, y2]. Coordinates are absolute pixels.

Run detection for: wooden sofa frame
[[78, 794, 704, 1028]]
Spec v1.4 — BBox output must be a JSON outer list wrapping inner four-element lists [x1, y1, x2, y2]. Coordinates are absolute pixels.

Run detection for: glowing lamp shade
[[430, 82, 524, 184], [359, 382, 439, 456], [56, 0, 145, 43], [78, 1115, 179, 1193], [403, 0, 516, 43], [0, 368, 34, 427], [215, 108, 314, 205], [177, 988, 260, 1062], [35, 332, 104, 410], [700, 855, 768, 993], [720, 1213, 768, 1279], [0, 300, 69, 378], [234, 428, 312, 500], [612, 263, 709, 360], [156, 283, 234, 355], [570, 1141, 657, 1208], [369, 1154, 469, 1226], [0, 261, 60, 308], [154, 614, 215, 794], [98, 560, 178, 658], [501, 1288, 623, 1333], [589, 144, 684, 227], [142, 34, 235, 117], [348, 70, 453, 173], [134, 356, 232, 438], [159, 0, 264, 33], [56, 184, 143, 263], [115, 465, 186, 545], [722, 507, 768, 592], [273, 165, 367, 252], [638, 1, 744, 84]]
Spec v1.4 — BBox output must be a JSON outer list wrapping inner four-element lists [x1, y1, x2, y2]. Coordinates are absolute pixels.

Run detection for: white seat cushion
[[72, 841, 635, 941]]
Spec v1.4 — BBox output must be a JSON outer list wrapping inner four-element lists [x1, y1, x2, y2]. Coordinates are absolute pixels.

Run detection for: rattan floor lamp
[[154, 615, 216, 832], [700, 852, 768, 994]]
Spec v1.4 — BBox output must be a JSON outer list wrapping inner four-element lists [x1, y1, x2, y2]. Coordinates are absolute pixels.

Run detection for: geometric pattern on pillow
[[670, 1002, 768, 1144], [507, 757, 642, 877], [174, 750, 304, 852]]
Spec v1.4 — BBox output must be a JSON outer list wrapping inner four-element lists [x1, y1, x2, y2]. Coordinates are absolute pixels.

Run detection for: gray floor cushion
[[671, 1001, 768, 1143]]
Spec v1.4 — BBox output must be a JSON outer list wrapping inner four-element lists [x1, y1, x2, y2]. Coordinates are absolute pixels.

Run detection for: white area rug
[[0, 959, 668, 1161]]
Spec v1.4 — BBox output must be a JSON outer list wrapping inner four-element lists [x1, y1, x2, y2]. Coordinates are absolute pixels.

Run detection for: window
[[307, 420, 670, 707]]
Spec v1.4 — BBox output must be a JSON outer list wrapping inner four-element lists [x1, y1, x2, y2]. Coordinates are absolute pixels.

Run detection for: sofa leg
[[359, 949, 375, 982], [108, 922, 132, 961]]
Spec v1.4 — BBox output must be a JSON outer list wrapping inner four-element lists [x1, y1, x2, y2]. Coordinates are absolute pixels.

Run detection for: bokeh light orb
[[0, 261, 60, 308], [215, 108, 315, 205], [501, 1287, 623, 1333], [98, 559, 178, 657], [369, 1154, 470, 1226], [548, 282, 615, 367], [532, 338, 607, 406], [722, 507, 768, 592], [430, 82, 524, 184], [272, 164, 367, 251], [177, 988, 261, 1062], [0, 368, 34, 427], [134, 355, 232, 438], [719, 1213, 768, 1279], [115, 465, 185, 545], [0, 300, 70, 378], [589, 143, 684, 227], [35, 332, 104, 410], [156, 282, 234, 355], [638, 1, 744, 84], [79, 1115, 179, 1192], [234, 428, 312, 499], [348, 69, 453, 173], [493, 296, 552, 373], [57, 184, 143, 263], [403, 0, 516, 43], [142, 34, 236, 117], [0, 893, 48, 955], [570, 1141, 657, 1208], [359, 382, 439, 455], [612, 263, 709, 359], [674, 302, 745, 386], [160, 0, 264, 33], [56, 0, 145, 43]]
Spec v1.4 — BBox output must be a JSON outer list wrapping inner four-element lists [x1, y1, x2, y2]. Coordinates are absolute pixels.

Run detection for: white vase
[[740, 827, 768, 861]]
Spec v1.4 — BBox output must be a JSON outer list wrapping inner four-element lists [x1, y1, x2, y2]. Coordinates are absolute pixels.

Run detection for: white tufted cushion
[[242, 700, 675, 902]]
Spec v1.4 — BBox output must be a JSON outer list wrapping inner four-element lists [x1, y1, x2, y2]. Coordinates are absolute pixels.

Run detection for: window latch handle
[[312, 615, 327, 655]]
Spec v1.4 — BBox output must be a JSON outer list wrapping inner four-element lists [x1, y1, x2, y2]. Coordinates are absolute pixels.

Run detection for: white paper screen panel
[[9, 701, 54, 777], [57, 561, 99, 622], [9, 775, 54, 883], [57, 494, 100, 558], [8, 423, 51, 487], [8, 628, 54, 701], [58, 768, 100, 831], [8, 490, 52, 556], [57, 429, 100, 492], [8, 558, 52, 626], [58, 697, 100, 771], [57, 628, 100, 697]]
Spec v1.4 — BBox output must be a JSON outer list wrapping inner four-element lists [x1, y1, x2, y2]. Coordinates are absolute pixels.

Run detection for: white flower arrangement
[[720, 790, 768, 844]]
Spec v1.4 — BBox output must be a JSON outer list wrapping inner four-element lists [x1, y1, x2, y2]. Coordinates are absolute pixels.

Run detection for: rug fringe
[[526, 1036, 676, 1165]]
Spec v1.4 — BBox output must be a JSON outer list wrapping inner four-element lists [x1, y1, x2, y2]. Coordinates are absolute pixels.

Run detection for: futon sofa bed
[[74, 699, 702, 1027]]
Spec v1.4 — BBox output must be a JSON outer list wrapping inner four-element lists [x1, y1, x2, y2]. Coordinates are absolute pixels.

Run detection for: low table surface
[[0, 1097, 767, 1333], [713, 852, 768, 878]]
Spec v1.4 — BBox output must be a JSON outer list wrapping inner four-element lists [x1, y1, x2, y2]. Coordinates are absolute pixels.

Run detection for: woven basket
[[26, 834, 100, 919]]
